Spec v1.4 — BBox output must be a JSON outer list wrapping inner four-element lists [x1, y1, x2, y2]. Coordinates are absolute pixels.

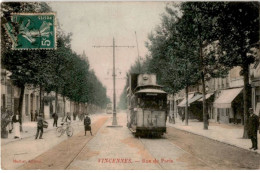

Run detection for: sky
[[49, 1, 167, 102]]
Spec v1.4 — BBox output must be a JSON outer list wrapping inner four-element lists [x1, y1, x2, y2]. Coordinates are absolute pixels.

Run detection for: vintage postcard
[[1, 0, 260, 170]]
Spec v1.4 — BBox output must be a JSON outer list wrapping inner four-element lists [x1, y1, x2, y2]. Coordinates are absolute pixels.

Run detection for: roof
[[135, 88, 166, 94], [213, 87, 243, 108]]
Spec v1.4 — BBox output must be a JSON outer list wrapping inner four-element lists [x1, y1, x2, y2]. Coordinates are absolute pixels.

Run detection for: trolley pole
[[93, 38, 134, 126]]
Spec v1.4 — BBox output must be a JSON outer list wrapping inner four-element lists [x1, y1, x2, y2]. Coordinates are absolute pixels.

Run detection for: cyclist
[[61, 112, 71, 126]]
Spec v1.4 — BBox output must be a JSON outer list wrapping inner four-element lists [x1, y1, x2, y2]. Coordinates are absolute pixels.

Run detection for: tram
[[126, 73, 167, 137]]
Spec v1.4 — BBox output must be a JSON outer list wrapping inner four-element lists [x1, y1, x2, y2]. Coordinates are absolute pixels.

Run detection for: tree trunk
[[18, 84, 25, 132], [242, 64, 251, 139], [199, 40, 208, 130], [201, 72, 208, 130], [55, 87, 58, 114], [39, 85, 43, 114], [63, 95, 66, 118], [185, 85, 189, 126]]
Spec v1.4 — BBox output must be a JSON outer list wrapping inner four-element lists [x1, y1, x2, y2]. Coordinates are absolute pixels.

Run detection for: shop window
[[256, 95, 260, 102], [217, 108, 220, 116], [226, 108, 230, 116]]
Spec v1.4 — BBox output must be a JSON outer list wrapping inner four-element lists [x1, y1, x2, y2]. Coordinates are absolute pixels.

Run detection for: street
[[2, 113, 258, 170]]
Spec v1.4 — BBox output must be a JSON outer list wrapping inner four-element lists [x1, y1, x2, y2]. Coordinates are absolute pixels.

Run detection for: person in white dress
[[12, 111, 21, 139]]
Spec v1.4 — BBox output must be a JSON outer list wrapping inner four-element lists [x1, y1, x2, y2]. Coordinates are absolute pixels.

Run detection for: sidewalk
[[167, 117, 260, 154], [1, 118, 79, 145], [1, 114, 106, 169]]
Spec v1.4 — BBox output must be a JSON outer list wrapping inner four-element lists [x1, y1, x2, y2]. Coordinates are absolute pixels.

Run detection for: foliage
[[1, 2, 110, 115], [211, 2, 259, 138]]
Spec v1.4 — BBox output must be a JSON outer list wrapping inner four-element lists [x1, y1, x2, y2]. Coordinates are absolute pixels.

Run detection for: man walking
[[248, 108, 259, 150], [35, 113, 44, 139], [52, 112, 58, 127], [84, 114, 92, 136]]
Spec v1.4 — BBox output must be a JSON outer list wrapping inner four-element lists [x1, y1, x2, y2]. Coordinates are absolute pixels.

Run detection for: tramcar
[[126, 74, 167, 137]]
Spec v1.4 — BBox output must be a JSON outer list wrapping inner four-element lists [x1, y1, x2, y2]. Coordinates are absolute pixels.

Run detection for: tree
[[1, 2, 52, 128], [144, 2, 230, 127], [213, 2, 259, 138]]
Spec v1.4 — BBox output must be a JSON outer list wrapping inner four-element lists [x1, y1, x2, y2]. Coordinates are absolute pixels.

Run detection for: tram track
[[64, 117, 110, 169], [137, 136, 164, 169], [18, 116, 109, 170]]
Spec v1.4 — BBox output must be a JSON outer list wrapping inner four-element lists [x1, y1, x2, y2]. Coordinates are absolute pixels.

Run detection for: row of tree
[[1, 2, 110, 120], [119, 2, 259, 138]]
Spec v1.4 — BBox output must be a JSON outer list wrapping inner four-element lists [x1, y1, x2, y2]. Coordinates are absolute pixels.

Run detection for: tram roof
[[135, 88, 166, 94], [135, 84, 163, 90]]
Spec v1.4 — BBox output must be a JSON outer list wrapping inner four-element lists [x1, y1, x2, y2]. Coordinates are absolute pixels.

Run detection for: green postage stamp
[[4, 13, 56, 50]]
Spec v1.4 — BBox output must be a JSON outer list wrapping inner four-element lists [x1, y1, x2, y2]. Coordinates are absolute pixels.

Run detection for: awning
[[135, 88, 166, 94], [213, 87, 243, 108], [198, 93, 214, 101], [178, 93, 202, 107]]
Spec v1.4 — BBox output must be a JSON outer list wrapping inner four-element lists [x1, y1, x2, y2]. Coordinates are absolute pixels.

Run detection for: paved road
[[4, 112, 259, 170], [166, 127, 260, 169]]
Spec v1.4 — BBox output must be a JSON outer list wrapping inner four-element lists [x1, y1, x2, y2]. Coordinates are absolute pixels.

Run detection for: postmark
[[6, 13, 56, 50]]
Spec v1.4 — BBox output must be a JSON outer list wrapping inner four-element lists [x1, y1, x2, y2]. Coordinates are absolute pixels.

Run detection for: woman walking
[[12, 111, 21, 139]]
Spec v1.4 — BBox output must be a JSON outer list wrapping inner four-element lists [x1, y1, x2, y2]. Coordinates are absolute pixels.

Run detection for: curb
[[167, 124, 260, 155]]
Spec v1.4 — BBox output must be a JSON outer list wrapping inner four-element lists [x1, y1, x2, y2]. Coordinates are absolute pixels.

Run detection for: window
[[226, 108, 230, 116], [256, 95, 260, 102]]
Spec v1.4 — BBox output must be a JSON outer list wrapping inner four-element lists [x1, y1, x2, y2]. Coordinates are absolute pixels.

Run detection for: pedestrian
[[8, 110, 14, 133], [248, 108, 259, 150], [12, 111, 21, 139], [30, 110, 34, 121], [52, 112, 58, 127], [34, 110, 38, 121], [217, 114, 220, 124], [84, 114, 92, 136], [35, 113, 44, 139], [73, 112, 76, 121]]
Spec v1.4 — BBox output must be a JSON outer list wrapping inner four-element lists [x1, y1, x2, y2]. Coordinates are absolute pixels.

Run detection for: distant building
[[174, 66, 245, 124], [1, 68, 76, 122]]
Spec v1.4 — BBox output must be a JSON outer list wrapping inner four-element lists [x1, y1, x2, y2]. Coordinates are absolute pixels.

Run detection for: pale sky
[[49, 1, 167, 102]]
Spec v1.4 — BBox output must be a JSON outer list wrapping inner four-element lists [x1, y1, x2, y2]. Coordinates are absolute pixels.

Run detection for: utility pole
[[135, 31, 141, 73], [93, 37, 134, 126]]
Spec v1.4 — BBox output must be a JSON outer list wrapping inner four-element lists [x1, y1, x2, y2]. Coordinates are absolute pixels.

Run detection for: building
[[174, 66, 245, 124], [209, 67, 244, 124], [1, 69, 75, 122]]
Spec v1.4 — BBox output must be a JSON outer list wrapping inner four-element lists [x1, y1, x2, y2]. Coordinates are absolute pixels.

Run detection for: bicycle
[[56, 122, 73, 137]]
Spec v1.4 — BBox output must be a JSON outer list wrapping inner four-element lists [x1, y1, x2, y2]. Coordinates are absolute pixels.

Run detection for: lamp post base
[[112, 112, 118, 125]]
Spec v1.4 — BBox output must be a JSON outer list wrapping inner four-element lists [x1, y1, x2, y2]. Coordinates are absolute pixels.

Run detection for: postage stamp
[[5, 13, 56, 50]]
